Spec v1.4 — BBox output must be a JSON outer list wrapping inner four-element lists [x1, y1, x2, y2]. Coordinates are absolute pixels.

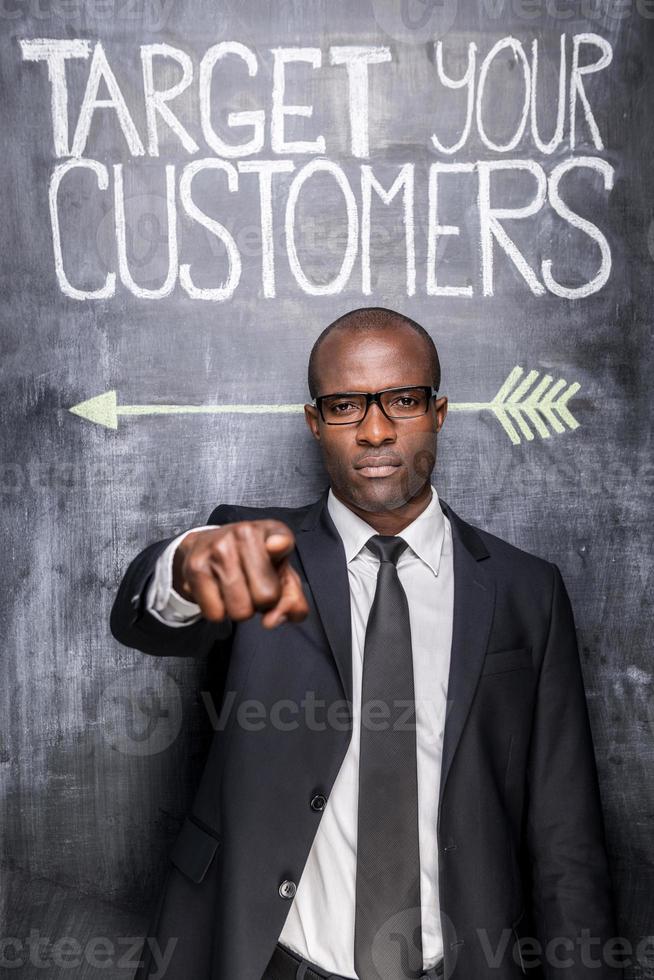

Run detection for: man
[[110, 307, 619, 980]]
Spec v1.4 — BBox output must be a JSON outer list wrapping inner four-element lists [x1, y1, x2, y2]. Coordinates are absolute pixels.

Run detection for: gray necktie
[[354, 535, 423, 980]]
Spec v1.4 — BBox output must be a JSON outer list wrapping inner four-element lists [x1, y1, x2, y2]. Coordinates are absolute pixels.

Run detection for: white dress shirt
[[145, 486, 454, 977]]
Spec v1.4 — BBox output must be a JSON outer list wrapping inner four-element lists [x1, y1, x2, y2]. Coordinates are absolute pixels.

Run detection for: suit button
[[310, 794, 326, 812], [279, 880, 296, 900]]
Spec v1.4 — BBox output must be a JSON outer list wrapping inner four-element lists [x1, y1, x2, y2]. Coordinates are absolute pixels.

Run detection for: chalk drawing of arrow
[[452, 366, 581, 445], [68, 366, 581, 446]]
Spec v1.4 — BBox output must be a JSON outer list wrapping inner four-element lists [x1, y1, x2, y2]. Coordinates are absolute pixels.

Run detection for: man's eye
[[392, 396, 418, 408], [333, 402, 357, 412]]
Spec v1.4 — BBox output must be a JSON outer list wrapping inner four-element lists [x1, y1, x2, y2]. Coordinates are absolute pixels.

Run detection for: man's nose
[[355, 403, 397, 444]]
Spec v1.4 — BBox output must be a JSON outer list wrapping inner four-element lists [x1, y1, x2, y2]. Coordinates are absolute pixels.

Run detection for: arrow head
[[69, 390, 118, 429]]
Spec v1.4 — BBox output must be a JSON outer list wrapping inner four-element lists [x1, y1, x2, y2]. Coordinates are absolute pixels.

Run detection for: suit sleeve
[[109, 506, 232, 658], [525, 562, 621, 978]]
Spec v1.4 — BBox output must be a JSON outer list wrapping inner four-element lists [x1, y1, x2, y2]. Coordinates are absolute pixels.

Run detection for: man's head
[[304, 307, 448, 520]]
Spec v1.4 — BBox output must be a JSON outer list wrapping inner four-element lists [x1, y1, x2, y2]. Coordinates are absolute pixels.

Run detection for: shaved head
[[307, 307, 441, 399]]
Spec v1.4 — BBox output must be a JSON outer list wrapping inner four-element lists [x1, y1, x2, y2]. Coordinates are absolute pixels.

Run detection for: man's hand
[[172, 521, 310, 629]]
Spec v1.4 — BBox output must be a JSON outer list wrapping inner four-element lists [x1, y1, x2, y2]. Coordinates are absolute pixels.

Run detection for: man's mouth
[[354, 456, 402, 478]]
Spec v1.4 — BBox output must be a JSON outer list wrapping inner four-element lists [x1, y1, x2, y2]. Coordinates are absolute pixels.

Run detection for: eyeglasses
[[314, 385, 438, 425]]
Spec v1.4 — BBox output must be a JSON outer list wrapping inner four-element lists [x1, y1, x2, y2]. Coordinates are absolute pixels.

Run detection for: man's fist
[[172, 520, 310, 629]]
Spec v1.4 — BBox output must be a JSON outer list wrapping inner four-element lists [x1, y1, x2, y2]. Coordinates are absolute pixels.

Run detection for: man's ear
[[304, 403, 320, 440], [435, 395, 448, 433]]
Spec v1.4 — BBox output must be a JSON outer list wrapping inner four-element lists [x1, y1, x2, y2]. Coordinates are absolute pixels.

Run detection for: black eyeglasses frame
[[313, 385, 439, 425]]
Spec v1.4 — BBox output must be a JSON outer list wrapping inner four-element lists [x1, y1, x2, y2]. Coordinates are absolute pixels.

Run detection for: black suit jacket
[[110, 488, 620, 980]]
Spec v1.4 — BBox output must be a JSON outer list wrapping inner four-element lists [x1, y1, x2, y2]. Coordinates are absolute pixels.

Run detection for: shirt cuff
[[145, 525, 218, 627]]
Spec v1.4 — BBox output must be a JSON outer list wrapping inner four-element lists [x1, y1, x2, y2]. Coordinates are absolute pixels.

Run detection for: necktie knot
[[365, 534, 408, 566]]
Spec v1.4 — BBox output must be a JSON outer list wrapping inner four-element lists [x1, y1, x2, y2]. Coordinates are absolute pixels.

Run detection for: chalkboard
[[2, 1, 653, 976]]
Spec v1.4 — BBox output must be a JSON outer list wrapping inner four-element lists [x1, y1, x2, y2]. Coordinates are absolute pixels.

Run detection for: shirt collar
[[326, 484, 446, 577]]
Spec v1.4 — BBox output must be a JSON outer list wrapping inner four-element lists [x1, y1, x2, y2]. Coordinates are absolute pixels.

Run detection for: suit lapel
[[295, 489, 353, 706], [293, 489, 496, 813], [437, 498, 496, 822]]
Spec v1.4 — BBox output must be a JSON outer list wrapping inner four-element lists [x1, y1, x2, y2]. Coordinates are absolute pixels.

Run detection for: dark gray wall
[[1, 1, 652, 976]]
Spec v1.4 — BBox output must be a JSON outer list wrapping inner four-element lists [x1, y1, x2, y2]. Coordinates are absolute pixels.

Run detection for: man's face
[[304, 326, 448, 514]]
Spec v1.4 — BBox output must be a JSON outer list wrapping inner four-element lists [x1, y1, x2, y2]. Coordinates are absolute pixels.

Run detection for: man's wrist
[[147, 525, 219, 624], [172, 529, 204, 598]]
